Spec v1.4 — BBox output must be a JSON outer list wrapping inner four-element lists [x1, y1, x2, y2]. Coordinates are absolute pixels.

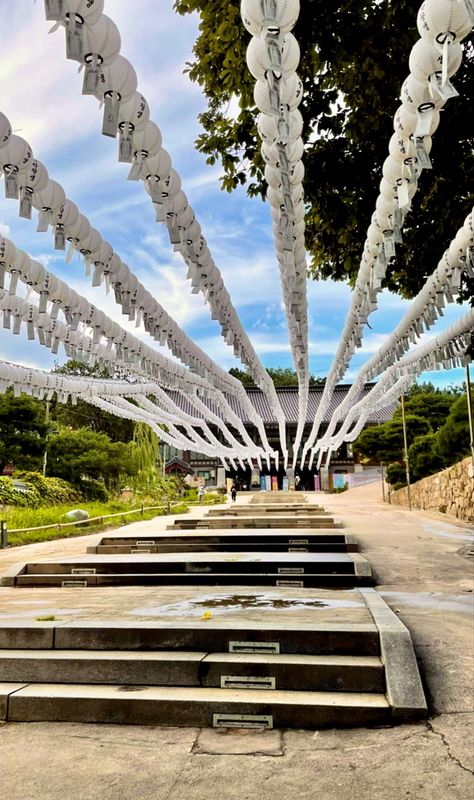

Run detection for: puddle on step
[[381, 591, 474, 614], [422, 522, 474, 543], [130, 592, 364, 617]]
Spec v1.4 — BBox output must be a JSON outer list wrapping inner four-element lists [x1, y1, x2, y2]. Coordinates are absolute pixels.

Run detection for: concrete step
[[206, 507, 329, 516], [12, 571, 372, 588], [3, 552, 372, 588], [4, 551, 368, 574], [0, 622, 381, 655], [91, 540, 357, 554], [169, 518, 343, 530], [5, 683, 391, 728], [0, 650, 385, 692]]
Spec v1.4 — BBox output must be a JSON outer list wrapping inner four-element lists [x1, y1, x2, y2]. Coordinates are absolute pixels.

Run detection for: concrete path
[[1, 485, 473, 799]]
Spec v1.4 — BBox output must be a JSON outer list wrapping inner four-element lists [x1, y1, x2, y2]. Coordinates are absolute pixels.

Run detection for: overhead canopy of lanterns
[[0, 0, 472, 471]]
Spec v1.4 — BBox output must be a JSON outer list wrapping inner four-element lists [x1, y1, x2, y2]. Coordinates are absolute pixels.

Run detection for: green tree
[[393, 391, 456, 432], [354, 415, 431, 464], [174, 0, 474, 300], [0, 390, 48, 473], [408, 433, 445, 482], [435, 392, 473, 464], [47, 428, 136, 491], [229, 366, 326, 386], [52, 360, 135, 442]]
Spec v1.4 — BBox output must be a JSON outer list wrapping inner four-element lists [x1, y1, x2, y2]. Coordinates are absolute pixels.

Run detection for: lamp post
[[400, 394, 412, 511], [42, 400, 50, 477], [466, 363, 474, 472]]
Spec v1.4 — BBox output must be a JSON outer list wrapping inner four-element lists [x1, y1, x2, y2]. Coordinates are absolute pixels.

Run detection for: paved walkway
[[1, 485, 473, 800]]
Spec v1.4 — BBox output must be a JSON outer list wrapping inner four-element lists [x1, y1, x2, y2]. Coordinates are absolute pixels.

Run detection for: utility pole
[[466, 363, 474, 472], [400, 394, 412, 511], [42, 400, 50, 477], [162, 443, 167, 478]]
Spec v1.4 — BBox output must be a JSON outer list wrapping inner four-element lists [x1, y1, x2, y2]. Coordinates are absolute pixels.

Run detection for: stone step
[[0, 622, 381, 655], [169, 518, 343, 530], [4, 683, 391, 728], [91, 540, 357, 554], [206, 507, 329, 516], [5, 552, 368, 576], [12, 571, 372, 588], [0, 650, 385, 692]]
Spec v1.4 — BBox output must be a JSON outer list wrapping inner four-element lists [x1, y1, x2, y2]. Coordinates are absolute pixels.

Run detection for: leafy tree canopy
[[354, 414, 431, 463], [229, 366, 326, 386], [392, 390, 456, 432], [0, 390, 48, 473], [52, 360, 135, 442], [174, 0, 474, 300], [47, 428, 137, 490]]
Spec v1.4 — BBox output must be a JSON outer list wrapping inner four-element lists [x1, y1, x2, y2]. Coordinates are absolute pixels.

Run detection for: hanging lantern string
[[0, 111, 276, 461], [300, 0, 473, 466], [309, 205, 474, 466], [0, 236, 268, 462], [41, 4, 288, 460], [240, 0, 309, 468]]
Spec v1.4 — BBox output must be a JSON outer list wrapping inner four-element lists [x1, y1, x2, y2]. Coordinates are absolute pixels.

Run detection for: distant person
[[231, 483, 237, 502], [295, 475, 301, 491], [197, 485, 205, 503]]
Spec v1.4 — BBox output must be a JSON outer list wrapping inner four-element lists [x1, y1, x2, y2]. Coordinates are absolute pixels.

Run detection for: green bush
[[0, 477, 41, 508], [13, 471, 80, 505], [76, 479, 110, 502], [386, 462, 406, 489]]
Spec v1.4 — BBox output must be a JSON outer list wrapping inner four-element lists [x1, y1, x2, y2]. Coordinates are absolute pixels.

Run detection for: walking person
[[231, 482, 237, 503]]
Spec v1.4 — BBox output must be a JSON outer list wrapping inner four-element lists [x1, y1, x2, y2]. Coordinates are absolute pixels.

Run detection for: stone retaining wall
[[390, 456, 474, 522]]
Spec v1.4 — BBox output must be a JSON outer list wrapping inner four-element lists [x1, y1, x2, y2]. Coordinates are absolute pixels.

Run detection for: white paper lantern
[[32, 179, 66, 212], [62, 0, 104, 26], [241, 0, 300, 36], [0, 135, 33, 175], [417, 0, 472, 48], [95, 54, 137, 103], [409, 38, 462, 82], [82, 15, 121, 67], [401, 74, 445, 113], [0, 112, 12, 148], [253, 72, 303, 114], [246, 32, 300, 80], [261, 136, 303, 165]]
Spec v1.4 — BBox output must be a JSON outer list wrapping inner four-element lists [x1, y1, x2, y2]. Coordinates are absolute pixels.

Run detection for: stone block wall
[[390, 457, 474, 522]]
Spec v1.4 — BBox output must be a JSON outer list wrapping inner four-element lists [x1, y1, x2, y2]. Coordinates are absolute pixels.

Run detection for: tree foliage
[[47, 428, 136, 491], [354, 385, 472, 486], [52, 360, 135, 441], [354, 414, 431, 463], [174, 0, 474, 299], [229, 366, 326, 386], [0, 391, 48, 473]]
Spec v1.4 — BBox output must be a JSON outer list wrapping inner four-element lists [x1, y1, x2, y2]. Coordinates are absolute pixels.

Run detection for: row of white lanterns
[[41, 0, 288, 455], [310, 206, 474, 465], [241, 0, 309, 467], [301, 0, 473, 464]]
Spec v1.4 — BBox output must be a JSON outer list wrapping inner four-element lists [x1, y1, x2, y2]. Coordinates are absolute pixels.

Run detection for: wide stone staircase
[[0, 492, 427, 727]]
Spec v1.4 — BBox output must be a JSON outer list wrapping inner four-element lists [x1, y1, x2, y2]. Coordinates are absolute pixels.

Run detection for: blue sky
[[0, 0, 469, 390]]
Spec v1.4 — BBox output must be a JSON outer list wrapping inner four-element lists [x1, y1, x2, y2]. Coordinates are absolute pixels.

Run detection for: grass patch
[[1, 500, 189, 547]]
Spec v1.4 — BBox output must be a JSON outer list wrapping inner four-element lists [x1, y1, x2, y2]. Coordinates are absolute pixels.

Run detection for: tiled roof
[[166, 384, 396, 426]]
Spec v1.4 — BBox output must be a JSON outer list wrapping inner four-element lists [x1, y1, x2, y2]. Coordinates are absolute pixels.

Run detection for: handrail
[[1, 497, 226, 540], [3, 502, 184, 536]]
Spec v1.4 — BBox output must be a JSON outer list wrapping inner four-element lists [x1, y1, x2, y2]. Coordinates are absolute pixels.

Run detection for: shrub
[[13, 471, 80, 505], [76, 479, 110, 503], [386, 462, 406, 489], [0, 477, 41, 508]]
